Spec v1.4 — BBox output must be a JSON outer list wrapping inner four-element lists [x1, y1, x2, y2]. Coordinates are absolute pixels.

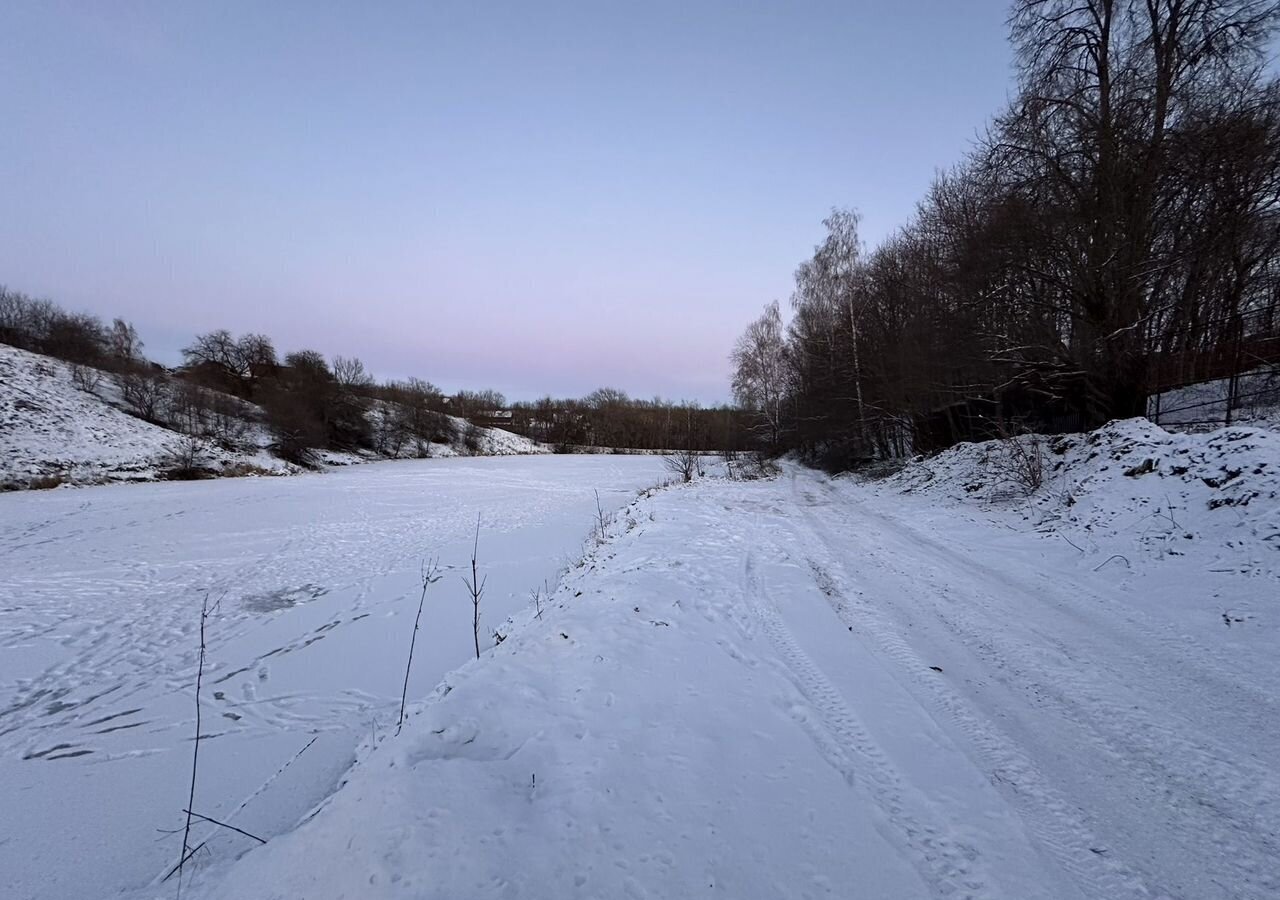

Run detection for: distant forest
[[0, 286, 749, 459], [732, 0, 1280, 469]]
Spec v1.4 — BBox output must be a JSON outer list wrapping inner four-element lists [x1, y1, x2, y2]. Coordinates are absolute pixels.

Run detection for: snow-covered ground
[[169, 422, 1276, 900], [6, 420, 1278, 900], [0, 456, 669, 900]]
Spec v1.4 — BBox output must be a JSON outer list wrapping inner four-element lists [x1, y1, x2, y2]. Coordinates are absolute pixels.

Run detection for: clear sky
[[0, 1, 1014, 403]]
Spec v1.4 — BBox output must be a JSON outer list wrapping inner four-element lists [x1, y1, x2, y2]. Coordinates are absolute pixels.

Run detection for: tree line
[[504, 389, 752, 452], [732, 0, 1280, 469]]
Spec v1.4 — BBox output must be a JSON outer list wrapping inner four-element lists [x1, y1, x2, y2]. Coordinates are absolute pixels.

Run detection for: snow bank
[[885, 417, 1280, 563]]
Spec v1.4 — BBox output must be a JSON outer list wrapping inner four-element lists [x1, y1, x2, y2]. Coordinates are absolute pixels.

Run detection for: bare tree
[[731, 301, 789, 449], [332, 355, 372, 393], [115, 368, 169, 423], [182, 331, 276, 397], [107, 318, 143, 365]]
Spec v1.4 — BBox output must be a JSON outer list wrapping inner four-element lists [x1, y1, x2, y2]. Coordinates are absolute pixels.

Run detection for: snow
[[166, 420, 1277, 900], [6, 418, 1278, 900], [0, 343, 548, 490], [887, 417, 1280, 566], [0, 343, 296, 487], [0, 456, 669, 900], [461, 417, 547, 456]]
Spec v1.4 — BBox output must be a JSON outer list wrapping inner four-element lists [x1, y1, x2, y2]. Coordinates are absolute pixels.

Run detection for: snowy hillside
[[0, 343, 546, 489], [0, 343, 293, 488]]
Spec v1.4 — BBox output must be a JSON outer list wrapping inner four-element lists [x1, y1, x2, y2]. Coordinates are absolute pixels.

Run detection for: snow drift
[[886, 417, 1280, 564]]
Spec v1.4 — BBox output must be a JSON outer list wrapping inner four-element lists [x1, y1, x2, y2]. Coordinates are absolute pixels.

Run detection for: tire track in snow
[[740, 547, 993, 899], [782, 510, 1153, 899], [793, 472, 1280, 900]]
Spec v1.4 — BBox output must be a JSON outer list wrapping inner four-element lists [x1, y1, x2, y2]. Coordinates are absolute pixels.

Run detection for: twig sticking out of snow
[[398, 558, 443, 734], [177, 592, 214, 897], [229, 735, 318, 820], [1093, 554, 1131, 572], [180, 809, 266, 845], [463, 514, 487, 659], [163, 842, 207, 885], [594, 489, 609, 541]]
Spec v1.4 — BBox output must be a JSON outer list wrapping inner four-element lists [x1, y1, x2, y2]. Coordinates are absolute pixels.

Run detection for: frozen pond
[[0, 455, 669, 900]]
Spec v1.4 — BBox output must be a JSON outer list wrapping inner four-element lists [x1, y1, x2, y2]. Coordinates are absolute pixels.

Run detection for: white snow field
[[0, 455, 669, 900], [173, 424, 1278, 900], [5, 421, 1279, 900]]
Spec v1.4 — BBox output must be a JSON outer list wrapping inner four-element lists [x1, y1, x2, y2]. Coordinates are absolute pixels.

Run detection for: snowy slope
[[0, 343, 547, 488], [441, 414, 550, 457], [174, 429, 1279, 899], [181, 477, 1053, 900], [0, 343, 292, 488]]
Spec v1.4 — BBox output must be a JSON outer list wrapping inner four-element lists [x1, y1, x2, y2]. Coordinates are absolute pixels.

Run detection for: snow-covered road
[[0, 456, 670, 900], [779, 471, 1279, 899], [184, 463, 1278, 900]]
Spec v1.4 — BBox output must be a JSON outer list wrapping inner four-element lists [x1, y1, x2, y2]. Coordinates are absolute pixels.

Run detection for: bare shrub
[[165, 380, 248, 447], [593, 489, 615, 542], [176, 594, 212, 890], [165, 431, 213, 480], [727, 451, 780, 481], [988, 432, 1045, 496], [70, 362, 103, 395], [28, 474, 65, 490], [664, 447, 701, 483]]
